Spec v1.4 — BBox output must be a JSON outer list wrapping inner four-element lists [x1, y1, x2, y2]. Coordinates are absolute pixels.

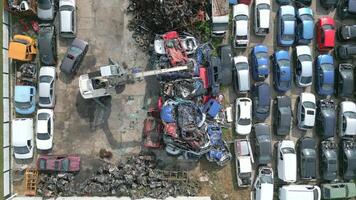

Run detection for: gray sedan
[[60, 38, 88, 77], [254, 123, 272, 165]]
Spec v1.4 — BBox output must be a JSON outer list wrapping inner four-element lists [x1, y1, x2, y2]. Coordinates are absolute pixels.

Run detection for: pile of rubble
[[127, 0, 207, 51], [37, 156, 199, 198]]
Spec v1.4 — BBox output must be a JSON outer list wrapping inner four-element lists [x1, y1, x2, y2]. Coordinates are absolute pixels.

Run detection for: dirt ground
[[10, 0, 355, 199]]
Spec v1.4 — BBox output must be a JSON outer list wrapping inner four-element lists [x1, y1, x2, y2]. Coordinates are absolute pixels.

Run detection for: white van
[[12, 118, 34, 159], [254, 166, 273, 200], [279, 185, 321, 200], [277, 140, 296, 182]]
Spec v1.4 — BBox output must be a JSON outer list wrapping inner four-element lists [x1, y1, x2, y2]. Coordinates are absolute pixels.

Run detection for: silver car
[[38, 66, 56, 108], [59, 0, 77, 38], [37, 0, 55, 20]]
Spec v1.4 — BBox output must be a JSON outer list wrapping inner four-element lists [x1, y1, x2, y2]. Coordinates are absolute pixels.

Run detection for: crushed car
[[205, 125, 232, 166]]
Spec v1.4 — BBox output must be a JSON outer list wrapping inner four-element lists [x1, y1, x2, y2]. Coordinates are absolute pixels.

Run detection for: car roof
[[233, 4, 249, 16], [324, 30, 335, 47], [238, 156, 252, 173], [12, 118, 33, 146], [235, 20, 248, 36], [284, 21, 295, 35], [15, 86, 34, 102], [256, 83, 270, 106], [302, 20, 314, 39], [60, 10, 73, 32], [258, 9, 270, 29], [300, 137, 315, 149], [349, 0, 356, 13]]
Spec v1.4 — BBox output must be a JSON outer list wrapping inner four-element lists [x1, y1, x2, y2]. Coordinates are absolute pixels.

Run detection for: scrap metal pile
[[127, 0, 207, 51], [37, 156, 199, 198]]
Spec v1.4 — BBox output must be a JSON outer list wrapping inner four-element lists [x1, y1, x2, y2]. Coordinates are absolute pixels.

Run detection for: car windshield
[[257, 106, 269, 114], [303, 101, 315, 109], [256, 51, 268, 59], [282, 147, 295, 154], [278, 59, 289, 67], [37, 132, 50, 140], [14, 146, 30, 154], [39, 97, 51, 104], [283, 14, 295, 21], [235, 15, 248, 21], [15, 101, 31, 109], [257, 3, 270, 10], [298, 54, 312, 62], [345, 112, 356, 119], [238, 118, 251, 126], [322, 83, 333, 91], [301, 76, 312, 84], [68, 47, 82, 58], [38, 113, 50, 120], [300, 14, 313, 21], [322, 24, 334, 30], [38, 0, 51, 10], [282, 33, 294, 41], [279, 80, 290, 88], [260, 175, 273, 184], [40, 75, 52, 83], [236, 63, 248, 70]]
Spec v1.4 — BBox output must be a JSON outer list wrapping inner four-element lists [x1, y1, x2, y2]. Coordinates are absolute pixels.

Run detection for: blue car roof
[[318, 54, 334, 65], [276, 50, 290, 61], [15, 86, 35, 102], [302, 21, 314, 39], [323, 68, 335, 84], [204, 99, 222, 118], [284, 21, 295, 34], [280, 66, 291, 81], [257, 84, 270, 106]]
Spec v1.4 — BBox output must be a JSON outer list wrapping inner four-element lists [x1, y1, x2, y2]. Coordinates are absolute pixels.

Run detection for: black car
[[253, 82, 271, 121], [337, 63, 354, 98], [298, 137, 317, 180], [273, 96, 292, 136], [338, 0, 356, 19], [38, 24, 57, 66], [254, 123, 272, 165], [336, 44, 356, 60], [340, 139, 356, 180], [295, 0, 312, 7], [208, 57, 222, 96], [317, 99, 336, 139], [60, 38, 89, 76], [219, 45, 232, 86], [320, 0, 338, 9], [320, 140, 338, 181], [338, 25, 356, 41]]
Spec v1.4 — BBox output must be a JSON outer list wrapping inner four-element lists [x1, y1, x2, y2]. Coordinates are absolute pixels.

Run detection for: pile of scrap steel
[[37, 155, 199, 198], [126, 0, 207, 51]]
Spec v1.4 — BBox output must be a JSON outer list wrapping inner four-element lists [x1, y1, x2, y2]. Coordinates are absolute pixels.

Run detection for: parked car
[[233, 4, 249, 48], [298, 137, 317, 180], [277, 140, 297, 183], [338, 24, 356, 41], [233, 56, 250, 93], [38, 66, 56, 108], [272, 50, 291, 92], [14, 85, 36, 115], [273, 96, 292, 136], [60, 38, 88, 76], [279, 185, 321, 200], [317, 99, 336, 139], [315, 54, 334, 96], [320, 140, 338, 181], [316, 17, 335, 52], [321, 182, 356, 199], [12, 118, 34, 159], [276, 0, 291, 5], [297, 92, 316, 130], [36, 109, 54, 150], [219, 45, 233, 86], [253, 82, 271, 121], [235, 98, 252, 135], [38, 24, 57, 66], [337, 0, 356, 19], [254, 123, 272, 165], [295, 45, 313, 87], [251, 44, 269, 81], [37, 0, 55, 20], [339, 101, 356, 137], [337, 63, 354, 98], [336, 44, 356, 60], [278, 5, 296, 46], [208, 57, 222, 96], [59, 0, 76, 38], [254, 166, 274, 200], [37, 155, 81, 172], [295, 0, 312, 6], [235, 139, 253, 187], [254, 0, 271, 36], [320, 0, 338, 9], [296, 7, 314, 44], [340, 139, 356, 180]]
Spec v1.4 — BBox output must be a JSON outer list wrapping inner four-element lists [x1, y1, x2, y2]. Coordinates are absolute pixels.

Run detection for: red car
[[143, 109, 163, 148], [37, 155, 81, 172], [162, 31, 189, 66], [317, 16, 336, 52]]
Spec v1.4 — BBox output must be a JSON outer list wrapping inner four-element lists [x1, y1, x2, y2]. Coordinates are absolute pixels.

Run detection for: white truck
[[212, 0, 229, 37], [234, 138, 254, 187]]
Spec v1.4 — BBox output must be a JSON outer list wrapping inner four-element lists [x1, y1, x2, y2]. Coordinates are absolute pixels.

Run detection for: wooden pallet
[[24, 168, 38, 196]]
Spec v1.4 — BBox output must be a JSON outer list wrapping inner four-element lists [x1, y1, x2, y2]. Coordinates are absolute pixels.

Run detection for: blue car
[[14, 86, 36, 115], [296, 7, 314, 44], [278, 5, 296, 46], [251, 44, 269, 81], [315, 54, 335, 96], [272, 50, 292, 92], [206, 125, 232, 166]]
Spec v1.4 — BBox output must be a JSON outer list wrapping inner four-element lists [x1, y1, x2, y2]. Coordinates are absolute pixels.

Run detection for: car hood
[[237, 124, 252, 135], [259, 10, 270, 28], [38, 8, 54, 20], [236, 20, 248, 36], [36, 137, 53, 150]]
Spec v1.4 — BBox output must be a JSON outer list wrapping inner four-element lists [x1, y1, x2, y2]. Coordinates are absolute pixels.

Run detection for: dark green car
[[321, 182, 356, 199]]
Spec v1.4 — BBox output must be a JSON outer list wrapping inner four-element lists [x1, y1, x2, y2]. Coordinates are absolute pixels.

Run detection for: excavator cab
[[9, 35, 37, 61]]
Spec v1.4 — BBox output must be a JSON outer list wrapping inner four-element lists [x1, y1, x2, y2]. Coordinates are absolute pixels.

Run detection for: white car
[[254, 0, 271, 36], [339, 101, 356, 137], [12, 118, 34, 159], [235, 97, 252, 135], [254, 166, 274, 200], [295, 45, 313, 87], [59, 0, 76, 38], [297, 92, 316, 130], [279, 185, 321, 200], [38, 66, 56, 108], [36, 109, 54, 150], [234, 56, 250, 92], [277, 140, 296, 183], [233, 4, 249, 48]]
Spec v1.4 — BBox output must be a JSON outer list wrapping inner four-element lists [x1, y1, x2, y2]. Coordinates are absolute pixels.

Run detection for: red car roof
[[199, 67, 209, 89], [324, 30, 335, 47]]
